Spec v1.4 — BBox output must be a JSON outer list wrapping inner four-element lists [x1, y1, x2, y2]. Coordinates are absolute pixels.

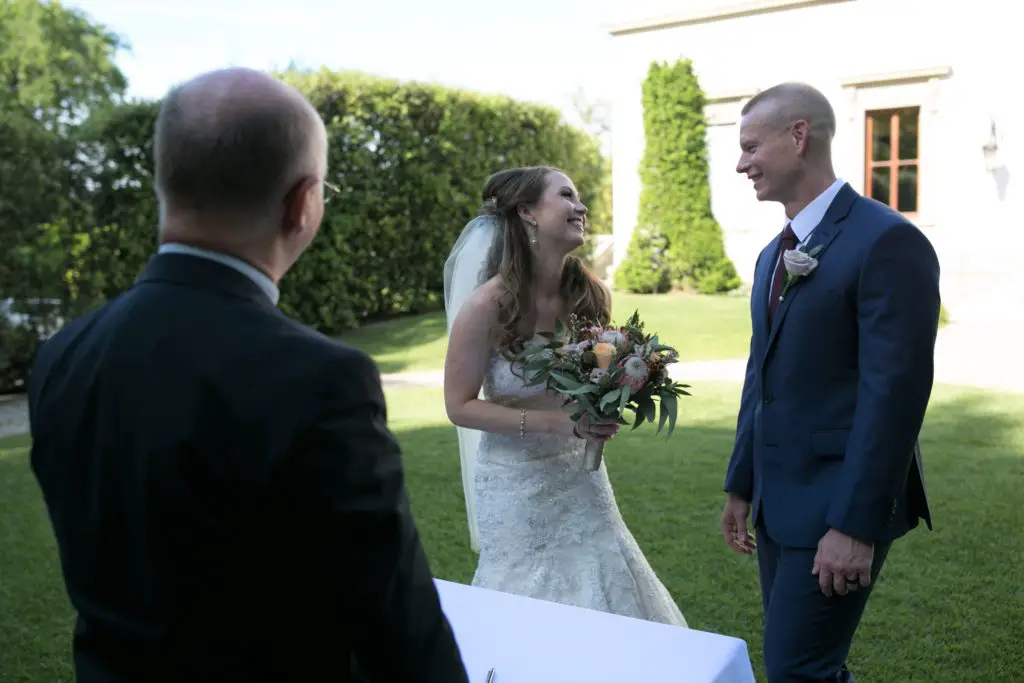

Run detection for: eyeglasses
[[323, 180, 341, 204]]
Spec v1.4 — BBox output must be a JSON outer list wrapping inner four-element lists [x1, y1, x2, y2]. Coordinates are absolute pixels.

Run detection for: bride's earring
[[527, 220, 538, 245]]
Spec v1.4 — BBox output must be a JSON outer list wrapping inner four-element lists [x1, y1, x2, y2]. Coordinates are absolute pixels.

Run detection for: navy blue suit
[[725, 183, 939, 682]]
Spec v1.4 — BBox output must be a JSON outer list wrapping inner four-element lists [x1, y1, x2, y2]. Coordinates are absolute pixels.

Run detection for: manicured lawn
[[2, 383, 1021, 682], [339, 291, 752, 374]]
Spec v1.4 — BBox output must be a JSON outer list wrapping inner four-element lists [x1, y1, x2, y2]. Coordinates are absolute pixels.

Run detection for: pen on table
[[485, 668, 495, 682]]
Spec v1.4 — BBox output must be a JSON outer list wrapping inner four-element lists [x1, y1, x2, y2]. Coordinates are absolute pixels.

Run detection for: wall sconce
[[982, 121, 999, 171]]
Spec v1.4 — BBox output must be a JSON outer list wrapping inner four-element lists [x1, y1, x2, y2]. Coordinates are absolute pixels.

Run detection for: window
[[865, 107, 919, 213]]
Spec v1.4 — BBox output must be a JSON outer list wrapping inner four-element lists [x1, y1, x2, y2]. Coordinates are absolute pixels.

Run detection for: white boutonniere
[[780, 243, 825, 300]]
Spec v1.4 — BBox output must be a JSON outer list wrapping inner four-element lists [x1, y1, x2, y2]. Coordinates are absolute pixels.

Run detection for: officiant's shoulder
[[275, 313, 380, 376]]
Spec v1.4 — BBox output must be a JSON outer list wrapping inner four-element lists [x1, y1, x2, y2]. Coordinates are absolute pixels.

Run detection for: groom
[[720, 82, 940, 682]]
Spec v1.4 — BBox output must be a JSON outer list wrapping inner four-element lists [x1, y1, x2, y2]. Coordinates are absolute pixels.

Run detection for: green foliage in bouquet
[[513, 311, 691, 436]]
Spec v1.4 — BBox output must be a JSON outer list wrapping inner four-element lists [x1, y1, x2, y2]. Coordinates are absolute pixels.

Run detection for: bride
[[442, 165, 687, 627]]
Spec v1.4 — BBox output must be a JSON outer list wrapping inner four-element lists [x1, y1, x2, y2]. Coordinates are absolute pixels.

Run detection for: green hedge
[[1, 69, 607, 389], [276, 69, 605, 328], [617, 59, 739, 294], [0, 106, 81, 391]]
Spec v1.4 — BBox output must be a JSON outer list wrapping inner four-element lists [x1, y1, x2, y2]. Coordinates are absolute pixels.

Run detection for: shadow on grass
[[338, 311, 447, 374], [396, 389, 1023, 683], [0, 388, 1020, 683]]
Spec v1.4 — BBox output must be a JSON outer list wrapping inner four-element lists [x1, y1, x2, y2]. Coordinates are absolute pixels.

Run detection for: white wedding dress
[[469, 341, 688, 627]]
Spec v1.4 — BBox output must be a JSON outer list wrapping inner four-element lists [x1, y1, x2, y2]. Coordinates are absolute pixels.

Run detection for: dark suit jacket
[[28, 253, 469, 683], [725, 184, 939, 548]]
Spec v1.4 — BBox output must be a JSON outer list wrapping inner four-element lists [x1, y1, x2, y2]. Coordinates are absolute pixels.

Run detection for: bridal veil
[[442, 214, 500, 552]]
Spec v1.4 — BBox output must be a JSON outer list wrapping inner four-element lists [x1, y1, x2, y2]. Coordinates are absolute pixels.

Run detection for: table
[[434, 579, 756, 683]]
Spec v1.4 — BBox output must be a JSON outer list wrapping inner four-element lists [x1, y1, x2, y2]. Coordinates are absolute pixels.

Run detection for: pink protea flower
[[617, 355, 650, 392]]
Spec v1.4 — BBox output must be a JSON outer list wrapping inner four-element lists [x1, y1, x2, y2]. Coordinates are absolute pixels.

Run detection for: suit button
[[763, 396, 773, 404]]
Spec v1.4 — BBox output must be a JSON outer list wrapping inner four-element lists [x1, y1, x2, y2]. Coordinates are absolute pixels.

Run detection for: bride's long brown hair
[[478, 166, 611, 355]]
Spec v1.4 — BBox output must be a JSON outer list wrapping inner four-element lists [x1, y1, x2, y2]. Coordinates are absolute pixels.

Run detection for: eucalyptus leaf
[[618, 385, 632, 414], [657, 395, 669, 434], [550, 371, 583, 389], [637, 394, 657, 423], [600, 388, 622, 410], [563, 384, 599, 396], [662, 392, 678, 437]]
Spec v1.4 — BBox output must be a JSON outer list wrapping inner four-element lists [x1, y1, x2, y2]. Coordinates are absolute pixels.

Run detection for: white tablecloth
[[435, 579, 756, 683]]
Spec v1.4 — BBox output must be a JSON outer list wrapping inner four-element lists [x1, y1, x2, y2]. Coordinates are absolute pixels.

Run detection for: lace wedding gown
[[470, 343, 688, 627]]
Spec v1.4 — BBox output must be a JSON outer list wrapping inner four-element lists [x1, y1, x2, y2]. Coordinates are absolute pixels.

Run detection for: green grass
[[339, 292, 752, 374], [2, 383, 1021, 682]]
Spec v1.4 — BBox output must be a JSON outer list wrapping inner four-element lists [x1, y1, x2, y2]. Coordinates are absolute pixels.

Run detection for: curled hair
[[478, 166, 610, 355]]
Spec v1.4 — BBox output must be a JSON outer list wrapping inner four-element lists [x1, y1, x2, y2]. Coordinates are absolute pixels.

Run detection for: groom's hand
[[720, 494, 756, 554], [812, 528, 874, 597]]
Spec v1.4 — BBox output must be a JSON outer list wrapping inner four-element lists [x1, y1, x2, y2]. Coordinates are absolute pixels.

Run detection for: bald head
[[154, 67, 326, 221], [741, 82, 836, 155]]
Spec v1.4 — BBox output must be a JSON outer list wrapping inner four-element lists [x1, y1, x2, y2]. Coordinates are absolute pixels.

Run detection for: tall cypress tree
[[617, 59, 739, 294]]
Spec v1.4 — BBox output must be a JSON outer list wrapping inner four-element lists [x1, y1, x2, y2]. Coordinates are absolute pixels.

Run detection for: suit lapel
[[761, 183, 858, 369], [752, 235, 782, 341]]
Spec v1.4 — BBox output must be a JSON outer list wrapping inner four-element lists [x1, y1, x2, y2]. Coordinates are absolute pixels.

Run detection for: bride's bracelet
[[519, 409, 526, 439]]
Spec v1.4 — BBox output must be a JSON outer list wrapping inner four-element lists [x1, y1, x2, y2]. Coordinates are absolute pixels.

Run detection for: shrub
[[1, 69, 609, 389], [614, 226, 671, 293], [618, 59, 740, 294]]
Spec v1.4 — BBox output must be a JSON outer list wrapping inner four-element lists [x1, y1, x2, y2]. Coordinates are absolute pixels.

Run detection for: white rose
[[783, 248, 819, 277]]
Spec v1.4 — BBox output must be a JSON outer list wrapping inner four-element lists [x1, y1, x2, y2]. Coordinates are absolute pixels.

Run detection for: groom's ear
[[792, 119, 810, 155]]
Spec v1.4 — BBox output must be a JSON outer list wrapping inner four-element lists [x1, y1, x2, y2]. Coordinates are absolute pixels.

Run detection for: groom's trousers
[[756, 521, 892, 683]]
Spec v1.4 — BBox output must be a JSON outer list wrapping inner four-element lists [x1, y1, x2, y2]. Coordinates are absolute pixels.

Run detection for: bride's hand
[[571, 413, 620, 441]]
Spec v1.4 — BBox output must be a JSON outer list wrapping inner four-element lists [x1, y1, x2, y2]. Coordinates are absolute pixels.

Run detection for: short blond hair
[[742, 82, 836, 148]]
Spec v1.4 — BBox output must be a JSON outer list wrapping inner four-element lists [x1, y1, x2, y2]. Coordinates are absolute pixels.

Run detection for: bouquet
[[513, 310, 691, 471]]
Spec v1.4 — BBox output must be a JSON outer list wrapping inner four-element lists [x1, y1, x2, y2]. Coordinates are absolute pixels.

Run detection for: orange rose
[[593, 342, 615, 370]]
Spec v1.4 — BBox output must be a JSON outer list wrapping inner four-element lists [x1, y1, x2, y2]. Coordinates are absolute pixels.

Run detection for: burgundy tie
[[768, 224, 797, 325]]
